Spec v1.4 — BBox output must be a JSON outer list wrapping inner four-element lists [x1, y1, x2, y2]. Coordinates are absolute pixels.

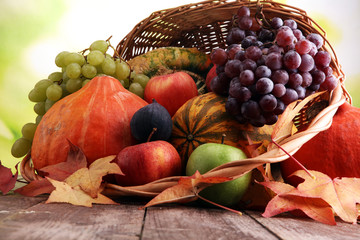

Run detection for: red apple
[[280, 102, 360, 186], [144, 71, 198, 116], [115, 140, 182, 186], [205, 65, 217, 92]]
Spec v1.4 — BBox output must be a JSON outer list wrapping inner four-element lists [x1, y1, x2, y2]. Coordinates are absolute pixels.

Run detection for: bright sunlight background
[[1, 0, 360, 170]]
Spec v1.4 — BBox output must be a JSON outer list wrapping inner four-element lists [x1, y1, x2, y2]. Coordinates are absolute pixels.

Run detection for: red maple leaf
[[259, 170, 360, 225], [15, 141, 87, 197], [259, 180, 335, 225], [0, 161, 18, 195], [143, 171, 235, 210]]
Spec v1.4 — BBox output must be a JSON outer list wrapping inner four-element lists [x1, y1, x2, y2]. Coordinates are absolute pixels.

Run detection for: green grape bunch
[[11, 37, 150, 159]]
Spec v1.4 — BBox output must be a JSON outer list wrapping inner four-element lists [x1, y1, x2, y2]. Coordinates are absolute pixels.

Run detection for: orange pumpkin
[[280, 101, 360, 186], [31, 75, 148, 170], [170, 92, 274, 166]]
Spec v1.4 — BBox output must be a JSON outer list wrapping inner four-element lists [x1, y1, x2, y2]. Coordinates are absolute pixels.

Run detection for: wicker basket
[[116, 0, 350, 128], [105, 0, 350, 196], [21, 0, 350, 198]]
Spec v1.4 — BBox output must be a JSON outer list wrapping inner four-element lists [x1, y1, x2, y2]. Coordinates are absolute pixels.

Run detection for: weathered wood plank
[[2, 194, 359, 240], [142, 205, 279, 240], [246, 210, 360, 240], [0, 200, 145, 240], [0, 194, 46, 220]]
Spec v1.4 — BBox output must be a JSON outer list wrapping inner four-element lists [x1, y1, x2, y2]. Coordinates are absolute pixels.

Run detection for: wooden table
[[0, 193, 359, 240]]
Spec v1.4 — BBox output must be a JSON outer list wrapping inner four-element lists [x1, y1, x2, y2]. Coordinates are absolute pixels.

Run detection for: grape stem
[[79, 47, 89, 56], [54, 79, 63, 85], [271, 139, 315, 179], [106, 35, 113, 42], [254, 0, 272, 30], [108, 41, 121, 59], [107, 39, 132, 80], [105, 36, 133, 85], [106, 35, 127, 62]]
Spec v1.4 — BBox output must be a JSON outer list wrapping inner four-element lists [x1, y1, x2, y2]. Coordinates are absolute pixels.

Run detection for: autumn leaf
[[39, 140, 88, 179], [259, 180, 336, 225], [245, 134, 262, 158], [260, 170, 360, 225], [46, 178, 117, 207], [143, 171, 232, 208], [270, 91, 324, 147], [238, 168, 276, 211], [289, 170, 360, 224], [65, 155, 123, 198], [15, 142, 87, 197], [45, 156, 122, 207], [15, 177, 55, 197], [0, 161, 18, 195]]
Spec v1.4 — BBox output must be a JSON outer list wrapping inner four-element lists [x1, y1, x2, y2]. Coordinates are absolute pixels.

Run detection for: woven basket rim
[[116, 1, 333, 58], [21, 0, 351, 194], [115, 0, 349, 98]]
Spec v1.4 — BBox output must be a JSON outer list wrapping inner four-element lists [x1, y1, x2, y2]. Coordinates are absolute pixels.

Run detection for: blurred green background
[[1, 0, 359, 170]]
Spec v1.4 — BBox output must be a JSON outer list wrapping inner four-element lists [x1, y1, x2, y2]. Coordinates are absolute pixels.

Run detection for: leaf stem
[[196, 194, 242, 216], [271, 139, 315, 179]]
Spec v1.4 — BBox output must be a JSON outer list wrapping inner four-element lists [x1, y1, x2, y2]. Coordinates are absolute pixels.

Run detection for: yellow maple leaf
[[65, 155, 123, 198], [46, 178, 117, 207]]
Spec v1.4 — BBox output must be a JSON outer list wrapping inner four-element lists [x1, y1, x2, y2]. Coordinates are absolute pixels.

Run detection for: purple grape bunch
[[210, 6, 338, 127]]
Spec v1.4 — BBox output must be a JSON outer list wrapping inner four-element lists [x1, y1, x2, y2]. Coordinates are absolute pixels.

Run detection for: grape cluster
[[11, 39, 150, 159], [210, 6, 338, 127]]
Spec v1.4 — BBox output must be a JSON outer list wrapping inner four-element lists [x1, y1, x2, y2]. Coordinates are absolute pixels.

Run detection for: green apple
[[186, 143, 251, 207]]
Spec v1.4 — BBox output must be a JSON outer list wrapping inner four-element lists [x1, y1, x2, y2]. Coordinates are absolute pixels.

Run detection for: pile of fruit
[[11, 38, 151, 159], [7, 3, 360, 216]]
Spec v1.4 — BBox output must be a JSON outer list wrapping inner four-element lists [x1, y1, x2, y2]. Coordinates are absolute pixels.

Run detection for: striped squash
[[170, 92, 274, 166], [128, 47, 212, 78]]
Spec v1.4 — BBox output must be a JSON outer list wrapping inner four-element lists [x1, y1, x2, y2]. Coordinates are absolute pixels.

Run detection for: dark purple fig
[[130, 99, 172, 142]]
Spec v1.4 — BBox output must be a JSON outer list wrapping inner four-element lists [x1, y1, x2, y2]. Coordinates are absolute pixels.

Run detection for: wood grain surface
[[0, 194, 359, 240]]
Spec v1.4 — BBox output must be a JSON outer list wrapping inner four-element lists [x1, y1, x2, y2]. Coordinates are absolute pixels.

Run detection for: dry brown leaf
[[260, 170, 360, 225], [46, 178, 117, 207], [66, 155, 123, 198], [289, 170, 360, 224], [270, 91, 324, 146], [238, 168, 275, 210], [16, 141, 87, 197], [15, 178, 55, 197], [259, 180, 336, 225], [104, 176, 181, 198], [0, 161, 18, 195], [143, 171, 232, 208], [39, 140, 88, 179]]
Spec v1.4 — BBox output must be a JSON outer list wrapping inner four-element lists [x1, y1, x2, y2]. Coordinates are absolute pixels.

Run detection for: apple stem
[[147, 128, 157, 142], [221, 134, 226, 144], [196, 194, 242, 216], [271, 139, 315, 179]]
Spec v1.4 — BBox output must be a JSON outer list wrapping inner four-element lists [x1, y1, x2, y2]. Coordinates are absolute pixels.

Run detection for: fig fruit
[[130, 99, 172, 142]]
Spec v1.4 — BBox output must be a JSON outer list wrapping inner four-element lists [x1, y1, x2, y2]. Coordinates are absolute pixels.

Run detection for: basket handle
[[20, 153, 41, 182]]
